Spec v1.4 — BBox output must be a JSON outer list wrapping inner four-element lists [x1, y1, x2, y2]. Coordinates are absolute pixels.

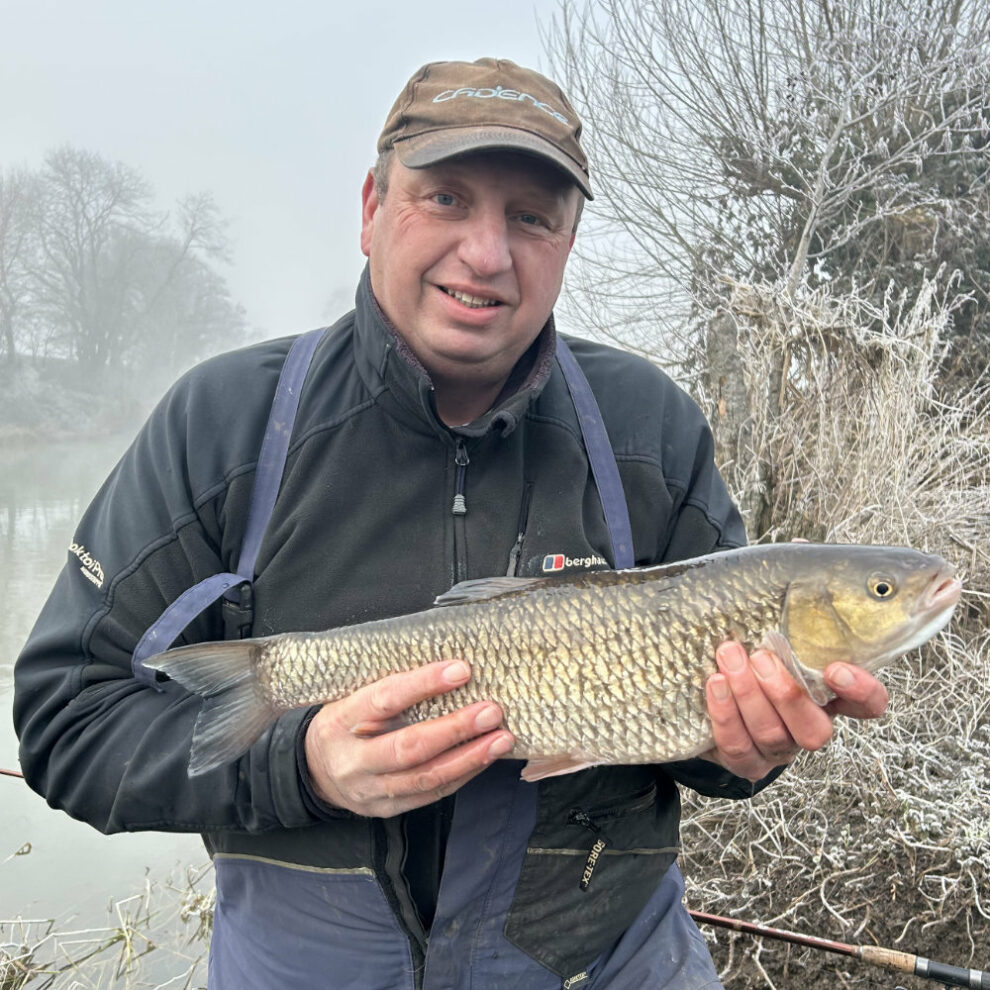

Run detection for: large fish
[[147, 543, 962, 780]]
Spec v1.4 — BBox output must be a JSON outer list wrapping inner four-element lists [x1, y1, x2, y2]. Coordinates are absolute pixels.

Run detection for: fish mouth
[[919, 569, 963, 615]]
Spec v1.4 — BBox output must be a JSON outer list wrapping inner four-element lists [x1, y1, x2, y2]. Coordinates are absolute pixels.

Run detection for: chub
[[146, 543, 962, 780]]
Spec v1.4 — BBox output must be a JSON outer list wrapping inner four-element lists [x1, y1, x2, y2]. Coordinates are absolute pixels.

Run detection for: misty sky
[[1, 0, 559, 341]]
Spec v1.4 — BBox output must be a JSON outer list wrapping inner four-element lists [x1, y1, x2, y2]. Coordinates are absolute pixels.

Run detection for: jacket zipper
[[505, 482, 533, 576], [379, 817, 427, 987], [451, 439, 469, 585]]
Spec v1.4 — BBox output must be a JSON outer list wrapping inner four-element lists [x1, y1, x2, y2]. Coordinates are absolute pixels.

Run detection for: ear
[[360, 171, 379, 258]]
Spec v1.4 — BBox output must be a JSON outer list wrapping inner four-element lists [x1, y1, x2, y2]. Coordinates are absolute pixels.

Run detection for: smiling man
[[361, 151, 579, 424], [15, 58, 888, 990]]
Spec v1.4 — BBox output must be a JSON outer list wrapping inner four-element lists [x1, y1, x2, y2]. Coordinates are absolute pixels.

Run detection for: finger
[[374, 730, 515, 814], [337, 659, 472, 727], [823, 663, 889, 719], [358, 700, 508, 775], [705, 672, 770, 780], [714, 642, 801, 760], [742, 647, 836, 753]]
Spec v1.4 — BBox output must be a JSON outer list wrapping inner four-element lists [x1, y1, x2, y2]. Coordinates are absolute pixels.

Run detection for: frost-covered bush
[[681, 278, 990, 989]]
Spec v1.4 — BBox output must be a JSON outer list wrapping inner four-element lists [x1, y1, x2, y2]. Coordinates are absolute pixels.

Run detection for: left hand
[[702, 640, 889, 782]]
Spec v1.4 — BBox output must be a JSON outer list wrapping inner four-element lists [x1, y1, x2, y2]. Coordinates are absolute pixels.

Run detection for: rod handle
[[858, 946, 916, 973]]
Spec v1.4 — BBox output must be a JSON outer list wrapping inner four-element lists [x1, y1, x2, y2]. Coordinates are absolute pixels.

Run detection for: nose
[[457, 206, 512, 277]]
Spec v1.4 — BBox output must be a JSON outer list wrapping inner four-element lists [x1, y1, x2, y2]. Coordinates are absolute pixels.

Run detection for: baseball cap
[[377, 58, 593, 199]]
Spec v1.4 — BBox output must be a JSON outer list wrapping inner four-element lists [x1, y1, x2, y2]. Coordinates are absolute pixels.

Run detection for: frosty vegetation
[[547, 0, 989, 986]]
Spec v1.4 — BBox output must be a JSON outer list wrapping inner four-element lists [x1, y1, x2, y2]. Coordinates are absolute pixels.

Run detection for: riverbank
[[0, 361, 152, 446]]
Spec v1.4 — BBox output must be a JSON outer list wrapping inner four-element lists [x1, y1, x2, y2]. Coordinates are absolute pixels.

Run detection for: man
[[14, 58, 887, 989]]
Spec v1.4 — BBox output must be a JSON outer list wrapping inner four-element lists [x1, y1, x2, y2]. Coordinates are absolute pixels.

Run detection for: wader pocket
[[504, 766, 681, 979]]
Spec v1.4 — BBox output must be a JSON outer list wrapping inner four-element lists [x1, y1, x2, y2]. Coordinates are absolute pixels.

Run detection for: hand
[[303, 659, 515, 817], [702, 640, 889, 782]]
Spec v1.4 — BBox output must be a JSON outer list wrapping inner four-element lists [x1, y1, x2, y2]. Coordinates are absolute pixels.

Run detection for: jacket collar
[[351, 265, 557, 439]]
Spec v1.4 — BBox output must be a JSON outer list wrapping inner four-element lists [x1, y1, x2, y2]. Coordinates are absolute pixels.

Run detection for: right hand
[[303, 659, 514, 817]]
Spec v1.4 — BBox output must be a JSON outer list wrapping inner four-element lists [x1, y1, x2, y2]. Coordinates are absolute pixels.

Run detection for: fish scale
[[147, 543, 962, 779]]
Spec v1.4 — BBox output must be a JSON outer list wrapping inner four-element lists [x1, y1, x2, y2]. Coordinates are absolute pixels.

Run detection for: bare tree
[[6, 147, 244, 384], [546, 0, 990, 374], [0, 168, 40, 365], [28, 146, 154, 372]]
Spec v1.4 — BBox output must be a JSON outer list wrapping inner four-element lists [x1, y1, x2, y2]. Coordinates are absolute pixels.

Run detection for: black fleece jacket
[[14, 268, 774, 923]]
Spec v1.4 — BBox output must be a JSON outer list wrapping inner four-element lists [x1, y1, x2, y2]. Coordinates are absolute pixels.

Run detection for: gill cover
[[776, 576, 859, 706]]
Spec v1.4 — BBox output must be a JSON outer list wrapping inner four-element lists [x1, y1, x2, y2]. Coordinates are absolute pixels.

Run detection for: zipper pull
[[452, 441, 469, 516], [505, 482, 533, 575], [568, 809, 611, 892]]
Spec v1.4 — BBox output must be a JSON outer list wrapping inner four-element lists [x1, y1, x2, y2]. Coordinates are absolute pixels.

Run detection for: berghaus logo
[[542, 553, 608, 573]]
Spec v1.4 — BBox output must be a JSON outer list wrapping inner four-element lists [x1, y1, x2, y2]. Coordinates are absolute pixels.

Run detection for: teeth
[[443, 287, 500, 308]]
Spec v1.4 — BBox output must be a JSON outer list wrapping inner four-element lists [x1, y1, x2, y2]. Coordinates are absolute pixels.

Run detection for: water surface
[[1, 435, 207, 982]]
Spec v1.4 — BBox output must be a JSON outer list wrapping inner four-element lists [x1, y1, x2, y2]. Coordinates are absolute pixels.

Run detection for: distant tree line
[[0, 146, 245, 382]]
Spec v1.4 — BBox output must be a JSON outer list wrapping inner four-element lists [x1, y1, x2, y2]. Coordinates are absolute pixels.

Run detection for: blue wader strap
[[130, 327, 326, 686], [555, 337, 635, 570]]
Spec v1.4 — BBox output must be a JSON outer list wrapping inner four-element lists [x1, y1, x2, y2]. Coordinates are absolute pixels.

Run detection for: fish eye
[[868, 575, 897, 599]]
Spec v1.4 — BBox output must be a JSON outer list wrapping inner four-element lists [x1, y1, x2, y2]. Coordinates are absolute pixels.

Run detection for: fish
[[146, 543, 962, 780]]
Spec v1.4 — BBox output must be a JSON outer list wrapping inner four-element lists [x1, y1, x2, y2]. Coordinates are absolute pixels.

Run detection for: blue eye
[[434, 193, 456, 206], [518, 213, 541, 225]]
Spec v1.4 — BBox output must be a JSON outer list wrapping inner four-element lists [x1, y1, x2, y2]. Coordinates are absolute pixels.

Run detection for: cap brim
[[394, 126, 593, 200]]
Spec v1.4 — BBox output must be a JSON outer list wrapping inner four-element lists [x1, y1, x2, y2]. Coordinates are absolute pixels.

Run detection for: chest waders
[[130, 329, 714, 990]]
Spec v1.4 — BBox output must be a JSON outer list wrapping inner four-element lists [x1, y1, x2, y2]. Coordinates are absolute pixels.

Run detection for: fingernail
[[717, 643, 746, 673], [829, 664, 855, 689], [710, 675, 730, 702], [474, 706, 502, 732], [443, 660, 470, 684], [750, 651, 777, 680], [488, 735, 513, 759]]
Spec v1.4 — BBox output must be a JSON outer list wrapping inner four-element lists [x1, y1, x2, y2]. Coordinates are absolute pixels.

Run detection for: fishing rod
[[689, 909, 990, 990]]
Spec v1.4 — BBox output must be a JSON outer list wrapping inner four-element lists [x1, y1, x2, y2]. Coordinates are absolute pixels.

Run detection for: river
[[1, 434, 209, 986]]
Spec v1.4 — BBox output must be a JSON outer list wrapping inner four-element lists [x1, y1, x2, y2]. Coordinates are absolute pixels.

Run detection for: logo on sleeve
[[70, 542, 105, 588]]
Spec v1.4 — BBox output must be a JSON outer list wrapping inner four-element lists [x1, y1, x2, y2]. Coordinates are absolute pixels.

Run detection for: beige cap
[[377, 58, 592, 199]]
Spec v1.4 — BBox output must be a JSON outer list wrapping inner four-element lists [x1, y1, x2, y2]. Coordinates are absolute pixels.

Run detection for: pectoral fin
[[760, 630, 834, 707]]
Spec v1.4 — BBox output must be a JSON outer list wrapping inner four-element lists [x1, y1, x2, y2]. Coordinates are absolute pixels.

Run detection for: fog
[[1, 0, 554, 341], [0, 2, 557, 975]]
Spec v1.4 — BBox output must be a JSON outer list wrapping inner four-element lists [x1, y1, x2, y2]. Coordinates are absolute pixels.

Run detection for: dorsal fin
[[434, 576, 548, 606]]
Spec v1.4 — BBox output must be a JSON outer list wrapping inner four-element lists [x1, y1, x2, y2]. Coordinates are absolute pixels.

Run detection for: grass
[[0, 866, 213, 990]]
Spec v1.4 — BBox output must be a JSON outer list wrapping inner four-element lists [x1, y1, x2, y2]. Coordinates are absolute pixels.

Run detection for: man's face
[[360, 151, 579, 393]]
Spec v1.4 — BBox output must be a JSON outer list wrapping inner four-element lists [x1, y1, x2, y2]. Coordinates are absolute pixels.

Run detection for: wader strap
[[234, 327, 325, 583], [555, 338, 635, 570], [130, 327, 326, 686]]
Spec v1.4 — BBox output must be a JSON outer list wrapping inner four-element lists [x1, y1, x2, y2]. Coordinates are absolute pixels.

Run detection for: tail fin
[[146, 641, 279, 776]]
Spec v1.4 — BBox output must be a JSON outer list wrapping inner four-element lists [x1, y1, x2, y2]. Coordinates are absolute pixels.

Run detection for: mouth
[[439, 285, 504, 310], [922, 569, 963, 613]]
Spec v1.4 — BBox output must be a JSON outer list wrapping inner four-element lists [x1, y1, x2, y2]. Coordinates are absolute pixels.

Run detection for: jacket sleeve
[[12, 354, 325, 835]]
